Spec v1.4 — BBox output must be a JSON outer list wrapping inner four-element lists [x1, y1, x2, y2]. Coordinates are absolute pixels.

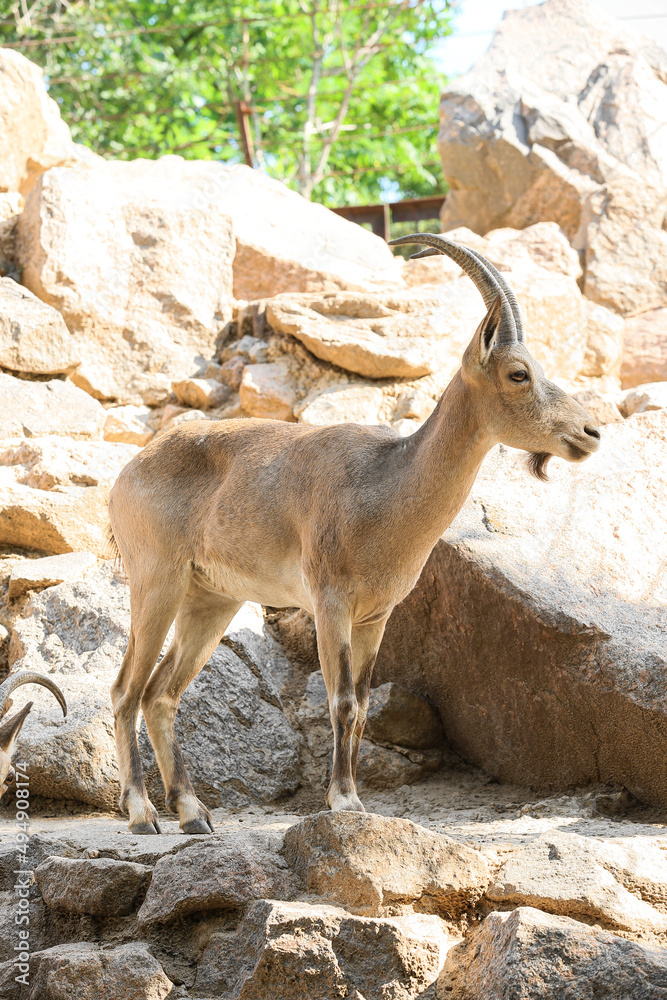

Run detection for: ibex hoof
[[182, 815, 214, 835], [327, 790, 365, 813], [128, 817, 162, 835]]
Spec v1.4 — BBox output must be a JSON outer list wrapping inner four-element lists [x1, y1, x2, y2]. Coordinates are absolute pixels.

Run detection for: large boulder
[[374, 410, 667, 806], [0, 374, 105, 440], [437, 0, 667, 316], [194, 898, 450, 1000], [0, 48, 75, 196], [0, 437, 137, 555], [16, 158, 235, 403], [7, 571, 301, 810], [440, 907, 667, 999], [0, 278, 79, 376], [621, 307, 667, 388]]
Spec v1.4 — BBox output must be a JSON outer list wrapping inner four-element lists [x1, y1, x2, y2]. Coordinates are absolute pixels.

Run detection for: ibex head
[[0, 672, 67, 799], [390, 233, 600, 480]]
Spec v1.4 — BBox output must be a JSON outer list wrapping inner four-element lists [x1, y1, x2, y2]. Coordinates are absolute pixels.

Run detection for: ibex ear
[[477, 294, 503, 363], [0, 703, 32, 755]]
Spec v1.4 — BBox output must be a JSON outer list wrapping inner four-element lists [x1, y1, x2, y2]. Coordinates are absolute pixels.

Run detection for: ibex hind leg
[[111, 571, 190, 835], [141, 582, 243, 834], [349, 617, 388, 785]]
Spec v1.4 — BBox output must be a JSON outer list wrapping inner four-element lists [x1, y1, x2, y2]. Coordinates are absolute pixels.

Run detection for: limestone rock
[[437, 0, 667, 315], [138, 841, 295, 927], [0, 374, 105, 440], [374, 410, 667, 805], [0, 941, 173, 1000], [239, 361, 298, 421], [621, 308, 667, 388], [194, 898, 450, 1000], [171, 376, 229, 410], [299, 385, 384, 426], [355, 741, 426, 791], [0, 278, 79, 376], [365, 683, 444, 750], [570, 389, 622, 425], [581, 300, 625, 379], [283, 811, 488, 917], [16, 159, 235, 403], [393, 388, 437, 422], [0, 438, 137, 555], [0, 48, 75, 196], [35, 856, 152, 917], [7, 551, 96, 600], [439, 907, 667, 1000], [622, 381, 667, 416], [486, 830, 667, 933], [103, 404, 154, 446], [0, 192, 21, 275], [8, 567, 302, 810]]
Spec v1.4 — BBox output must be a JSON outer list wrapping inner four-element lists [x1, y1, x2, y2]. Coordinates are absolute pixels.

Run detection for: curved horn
[[0, 672, 67, 718], [389, 233, 519, 344]]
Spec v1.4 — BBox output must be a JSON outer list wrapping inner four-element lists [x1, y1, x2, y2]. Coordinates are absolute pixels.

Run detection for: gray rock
[[0, 941, 173, 1000], [35, 856, 152, 917], [439, 906, 667, 999], [8, 551, 97, 600], [365, 683, 444, 750], [138, 840, 295, 927], [375, 411, 667, 806], [283, 810, 488, 917], [194, 898, 449, 1000]]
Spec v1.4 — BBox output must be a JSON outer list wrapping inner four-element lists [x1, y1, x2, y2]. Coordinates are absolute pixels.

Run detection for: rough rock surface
[[437, 0, 667, 315], [195, 898, 450, 1000], [0, 374, 105, 440], [284, 811, 489, 917], [16, 159, 236, 403], [486, 830, 667, 933], [621, 308, 667, 388], [439, 907, 667, 1000], [299, 384, 384, 425], [365, 683, 445, 750], [0, 438, 137, 555], [0, 48, 75, 196], [7, 569, 301, 810], [35, 856, 152, 917], [0, 278, 79, 376], [622, 381, 667, 416], [7, 550, 96, 599], [375, 410, 667, 805]]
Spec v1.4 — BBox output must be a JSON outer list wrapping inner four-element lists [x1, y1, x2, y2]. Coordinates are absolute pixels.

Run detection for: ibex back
[[109, 235, 600, 835]]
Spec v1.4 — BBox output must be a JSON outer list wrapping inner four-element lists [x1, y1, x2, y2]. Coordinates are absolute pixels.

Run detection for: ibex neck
[[400, 370, 492, 548]]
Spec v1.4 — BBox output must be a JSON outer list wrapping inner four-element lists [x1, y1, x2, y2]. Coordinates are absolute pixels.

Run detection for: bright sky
[[433, 0, 667, 77]]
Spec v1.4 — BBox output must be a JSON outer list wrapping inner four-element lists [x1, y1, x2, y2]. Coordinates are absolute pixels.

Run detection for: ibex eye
[[5, 773, 13, 783], [510, 371, 528, 382]]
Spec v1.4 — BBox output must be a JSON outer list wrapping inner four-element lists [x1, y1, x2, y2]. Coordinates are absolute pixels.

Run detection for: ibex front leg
[[316, 602, 387, 812]]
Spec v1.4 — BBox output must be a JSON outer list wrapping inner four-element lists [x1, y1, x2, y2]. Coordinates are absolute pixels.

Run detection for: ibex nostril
[[584, 426, 600, 440]]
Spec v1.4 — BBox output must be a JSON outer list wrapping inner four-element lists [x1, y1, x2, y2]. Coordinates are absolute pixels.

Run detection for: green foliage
[[0, 0, 452, 205]]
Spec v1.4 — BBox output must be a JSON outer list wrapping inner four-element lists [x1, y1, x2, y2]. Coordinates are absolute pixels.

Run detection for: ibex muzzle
[[0, 672, 67, 798], [108, 234, 599, 835]]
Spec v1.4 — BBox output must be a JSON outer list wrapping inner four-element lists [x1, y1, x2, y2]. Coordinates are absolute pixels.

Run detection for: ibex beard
[[109, 234, 600, 835]]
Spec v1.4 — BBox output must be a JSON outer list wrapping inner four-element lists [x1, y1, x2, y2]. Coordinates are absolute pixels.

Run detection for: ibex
[[109, 234, 600, 835], [0, 672, 67, 798]]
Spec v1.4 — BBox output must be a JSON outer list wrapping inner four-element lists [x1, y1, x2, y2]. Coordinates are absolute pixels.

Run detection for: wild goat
[[0, 672, 67, 798], [109, 234, 600, 835]]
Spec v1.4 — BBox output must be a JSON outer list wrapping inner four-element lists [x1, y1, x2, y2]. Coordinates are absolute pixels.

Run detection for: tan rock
[[195, 898, 450, 1000], [299, 385, 384, 426], [16, 159, 235, 403], [283, 810, 489, 917], [581, 299, 625, 378], [240, 361, 297, 420], [365, 682, 444, 750], [0, 438, 137, 555], [0, 278, 79, 376], [220, 356, 246, 391], [36, 856, 152, 917], [103, 404, 154, 446], [0, 192, 21, 273], [374, 411, 667, 805], [393, 387, 437, 422], [171, 376, 229, 410], [621, 307, 667, 388], [622, 381, 667, 416], [486, 830, 667, 933], [8, 551, 96, 600], [439, 907, 667, 1000], [437, 0, 667, 315], [138, 841, 295, 927], [0, 48, 75, 196], [570, 388, 622, 425], [0, 373, 105, 440], [0, 942, 173, 1000]]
